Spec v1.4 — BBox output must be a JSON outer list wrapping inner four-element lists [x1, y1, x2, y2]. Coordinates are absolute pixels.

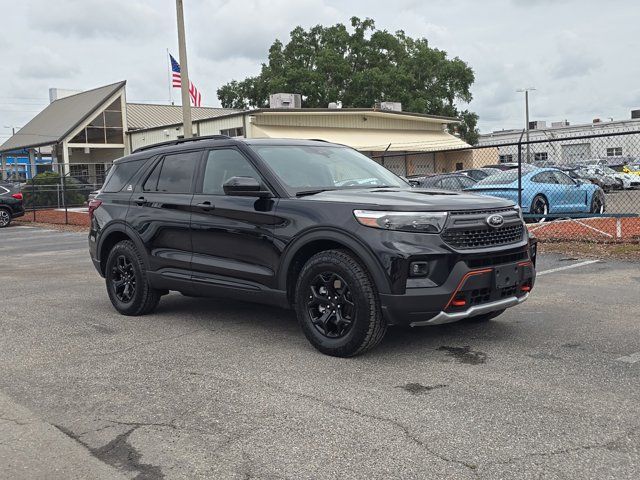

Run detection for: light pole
[[175, 0, 193, 139], [516, 88, 535, 162]]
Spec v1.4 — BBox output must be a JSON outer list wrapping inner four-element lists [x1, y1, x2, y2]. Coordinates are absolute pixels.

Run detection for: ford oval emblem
[[486, 214, 504, 228]]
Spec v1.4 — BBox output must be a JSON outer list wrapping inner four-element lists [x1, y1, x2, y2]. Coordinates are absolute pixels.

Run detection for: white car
[[585, 166, 635, 189]]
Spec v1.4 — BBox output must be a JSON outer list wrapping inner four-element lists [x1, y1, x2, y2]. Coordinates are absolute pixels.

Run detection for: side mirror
[[223, 176, 272, 198]]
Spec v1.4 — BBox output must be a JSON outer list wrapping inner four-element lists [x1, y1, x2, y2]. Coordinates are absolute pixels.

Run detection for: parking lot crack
[[278, 388, 478, 473], [0, 414, 29, 426], [482, 425, 640, 468], [55, 423, 165, 479], [90, 328, 205, 357]]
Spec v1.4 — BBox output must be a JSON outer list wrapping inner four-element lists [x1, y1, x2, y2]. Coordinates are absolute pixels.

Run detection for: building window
[[499, 154, 513, 163], [607, 147, 622, 157], [455, 162, 463, 170], [534, 152, 548, 162], [69, 98, 124, 145], [220, 127, 244, 138]]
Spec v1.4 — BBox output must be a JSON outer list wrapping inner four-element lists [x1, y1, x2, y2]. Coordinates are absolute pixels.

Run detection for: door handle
[[196, 201, 214, 211], [135, 196, 146, 206]]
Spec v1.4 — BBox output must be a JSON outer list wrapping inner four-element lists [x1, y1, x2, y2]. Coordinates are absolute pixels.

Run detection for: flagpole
[[166, 48, 173, 105], [175, 0, 193, 138]]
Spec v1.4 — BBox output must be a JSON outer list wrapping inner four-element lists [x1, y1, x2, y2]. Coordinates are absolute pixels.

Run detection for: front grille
[[449, 207, 514, 216], [442, 224, 524, 249]]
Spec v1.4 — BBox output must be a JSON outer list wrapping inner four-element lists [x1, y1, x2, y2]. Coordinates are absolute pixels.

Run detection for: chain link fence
[[372, 130, 640, 242], [6, 162, 112, 226]]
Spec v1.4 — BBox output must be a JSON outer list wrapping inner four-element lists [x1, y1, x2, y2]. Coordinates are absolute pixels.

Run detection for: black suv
[[0, 182, 24, 228], [89, 137, 536, 357]]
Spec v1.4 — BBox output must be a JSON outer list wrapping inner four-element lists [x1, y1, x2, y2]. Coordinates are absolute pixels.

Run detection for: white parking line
[[616, 352, 640, 364], [537, 260, 601, 276]]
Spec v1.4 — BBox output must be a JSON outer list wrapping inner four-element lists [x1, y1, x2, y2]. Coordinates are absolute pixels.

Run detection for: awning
[[250, 125, 470, 152]]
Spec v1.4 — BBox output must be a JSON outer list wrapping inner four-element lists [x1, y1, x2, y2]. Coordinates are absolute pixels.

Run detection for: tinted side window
[[145, 151, 200, 193], [201, 149, 262, 195], [552, 171, 574, 185], [458, 176, 476, 188], [102, 159, 145, 192], [440, 177, 460, 190]]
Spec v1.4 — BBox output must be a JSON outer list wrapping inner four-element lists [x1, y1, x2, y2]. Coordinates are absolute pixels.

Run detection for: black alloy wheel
[[307, 272, 356, 339], [530, 195, 548, 223], [110, 255, 137, 303], [105, 240, 161, 316]]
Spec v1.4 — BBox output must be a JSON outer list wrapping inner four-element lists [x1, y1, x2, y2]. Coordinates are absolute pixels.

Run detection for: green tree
[[217, 17, 479, 144]]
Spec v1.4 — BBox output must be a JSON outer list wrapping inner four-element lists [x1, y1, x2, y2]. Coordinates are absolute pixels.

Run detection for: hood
[[298, 187, 514, 211]]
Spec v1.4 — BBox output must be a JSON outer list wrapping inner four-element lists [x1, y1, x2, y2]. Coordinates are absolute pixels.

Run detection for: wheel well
[[99, 231, 131, 275], [285, 239, 361, 305]]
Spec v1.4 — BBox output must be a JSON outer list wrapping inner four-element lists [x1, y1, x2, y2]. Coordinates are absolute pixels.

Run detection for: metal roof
[[126, 103, 239, 130], [0, 81, 125, 153]]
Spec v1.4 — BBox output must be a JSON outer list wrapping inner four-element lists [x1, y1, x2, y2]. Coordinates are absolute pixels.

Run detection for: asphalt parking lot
[[1, 225, 639, 479]]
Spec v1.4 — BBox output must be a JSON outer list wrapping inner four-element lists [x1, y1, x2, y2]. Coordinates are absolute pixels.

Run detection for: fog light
[[409, 261, 429, 277]]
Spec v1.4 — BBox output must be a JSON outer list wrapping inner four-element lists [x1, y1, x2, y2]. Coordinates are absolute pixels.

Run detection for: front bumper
[[409, 293, 529, 326], [380, 258, 535, 327]]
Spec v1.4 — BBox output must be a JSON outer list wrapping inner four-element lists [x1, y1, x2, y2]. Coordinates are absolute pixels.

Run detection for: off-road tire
[[295, 249, 387, 357], [105, 240, 161, 316]]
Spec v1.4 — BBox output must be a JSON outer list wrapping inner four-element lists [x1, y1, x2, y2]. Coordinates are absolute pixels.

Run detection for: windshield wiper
[[295, 188, 336, 197]]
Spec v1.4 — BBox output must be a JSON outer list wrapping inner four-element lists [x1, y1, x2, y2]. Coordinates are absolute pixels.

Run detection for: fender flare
[[96, 221, 149, 273], [276, 228, 392, 294]]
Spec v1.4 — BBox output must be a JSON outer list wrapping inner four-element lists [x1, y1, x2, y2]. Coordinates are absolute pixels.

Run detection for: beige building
[[1, 81, 487, 181]]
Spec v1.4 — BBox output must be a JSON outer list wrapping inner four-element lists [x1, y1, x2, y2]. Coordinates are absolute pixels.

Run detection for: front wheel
[[295, 250, 387, 357], [105, 240, 161, 316]]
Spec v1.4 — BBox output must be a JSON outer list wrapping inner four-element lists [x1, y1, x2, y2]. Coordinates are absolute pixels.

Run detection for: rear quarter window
[[102, 159, 146, 193]]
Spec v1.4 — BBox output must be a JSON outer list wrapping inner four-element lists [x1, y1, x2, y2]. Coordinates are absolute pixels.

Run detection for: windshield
[[249, 145, 406, 194]]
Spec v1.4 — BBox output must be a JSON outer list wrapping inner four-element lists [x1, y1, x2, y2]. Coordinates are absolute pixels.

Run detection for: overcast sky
[[1, 0, 639, 141]]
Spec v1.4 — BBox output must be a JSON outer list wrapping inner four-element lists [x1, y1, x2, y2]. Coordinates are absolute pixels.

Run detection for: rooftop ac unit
[[551, 120, 570, 128], [379, 102, 402, 112], [269, 93, 302, 109], [631, 109, 640, 119], [528, 120, 546, 130]]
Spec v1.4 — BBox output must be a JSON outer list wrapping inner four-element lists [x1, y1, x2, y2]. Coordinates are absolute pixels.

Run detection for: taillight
[[88, 199, 103, 219], [11, 193, 23, 200]]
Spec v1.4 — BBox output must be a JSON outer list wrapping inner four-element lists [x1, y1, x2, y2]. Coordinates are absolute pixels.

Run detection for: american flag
[[170, 53, 202, 107]]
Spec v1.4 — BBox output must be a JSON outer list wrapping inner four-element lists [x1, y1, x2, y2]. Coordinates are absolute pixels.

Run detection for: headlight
[[353, 210, 448, 233]]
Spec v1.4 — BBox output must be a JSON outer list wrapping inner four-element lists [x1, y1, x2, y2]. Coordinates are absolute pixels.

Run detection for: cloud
[[26, 0, 169, 39], [17, 47, 80, 79], [192, 0, 342, 61], [549, 32, 602, 80]]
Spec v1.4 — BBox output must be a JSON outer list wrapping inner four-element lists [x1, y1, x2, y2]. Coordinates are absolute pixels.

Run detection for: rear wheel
[[105, 240, 161, 315], [295, 250, 387, 357], [0, 208, 11, 228], [590, 191, 605, 214]]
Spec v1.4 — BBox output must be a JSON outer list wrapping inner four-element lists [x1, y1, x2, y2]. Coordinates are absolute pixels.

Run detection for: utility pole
[[517, 88, 535, 163], [175, 0, 193, 138]]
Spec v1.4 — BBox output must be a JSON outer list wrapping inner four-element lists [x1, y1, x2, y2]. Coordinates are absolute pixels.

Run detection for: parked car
[[0, 182, 25, 227], [584, 165, 635, 189], [554, 166, 610, 191], [483, 163, 538, 172], [466, 168, 605, 219], [88, 136, 537, 357], [623, 163, 640, 177], [408, 173, 477, 191], [457, 168, 502, 181]]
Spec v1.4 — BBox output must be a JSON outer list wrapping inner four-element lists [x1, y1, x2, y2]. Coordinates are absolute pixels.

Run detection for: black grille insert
[[442, 224, 524, 249]]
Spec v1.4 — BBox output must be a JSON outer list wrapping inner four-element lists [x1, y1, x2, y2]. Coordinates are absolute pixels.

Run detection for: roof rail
[[133, 134, 232, 153]]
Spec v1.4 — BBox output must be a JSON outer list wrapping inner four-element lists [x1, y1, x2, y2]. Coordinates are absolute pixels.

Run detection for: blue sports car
[[466, 167, 605, 217]]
